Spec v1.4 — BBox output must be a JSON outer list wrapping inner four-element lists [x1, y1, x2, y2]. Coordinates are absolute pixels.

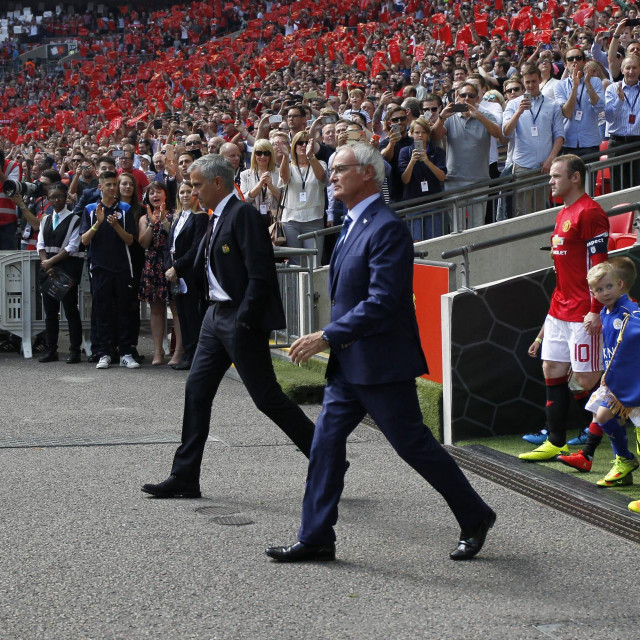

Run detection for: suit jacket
[[164, 210, 208, 284], [72, 186, 101, 217], [325, 197, 428, 386], [193, 195, 286, 331]]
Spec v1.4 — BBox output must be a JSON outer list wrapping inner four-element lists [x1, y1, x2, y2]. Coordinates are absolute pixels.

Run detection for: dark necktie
[[334, 214, 352, 256]]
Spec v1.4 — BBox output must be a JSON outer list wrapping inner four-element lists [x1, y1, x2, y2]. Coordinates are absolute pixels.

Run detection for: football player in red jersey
[[520, 154, 609, 464]]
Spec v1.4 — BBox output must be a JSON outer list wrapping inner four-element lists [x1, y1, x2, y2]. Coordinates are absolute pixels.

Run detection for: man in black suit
[[163, 188, 208, 370], [142, 154, 316, 498], [265, 143, 496, 563]]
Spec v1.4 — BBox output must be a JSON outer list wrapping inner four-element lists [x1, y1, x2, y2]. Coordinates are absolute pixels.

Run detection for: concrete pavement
[[0, 350, 638, 640]]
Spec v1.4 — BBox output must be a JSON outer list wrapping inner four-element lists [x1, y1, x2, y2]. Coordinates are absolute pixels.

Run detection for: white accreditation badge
[[299, 191, 307, 203], [575, 110, 583, 121], [421, 181, 430, 192], [531, 126, 539, 137], [260, 204, 268, 215]]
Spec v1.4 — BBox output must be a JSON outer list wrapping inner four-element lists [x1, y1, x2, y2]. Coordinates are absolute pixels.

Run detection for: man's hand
[[95, 203, 105, 224], [584, 64, 594, 85], [106, 213, 120, 227], [165, 266, 178, 282], [380, 91, 394, 107], [439, 103, 454, 120], [289, 331, 328, 365], [467, 102, 480, 119], [571, 65, 582, 86], [527, 339, 541, 358], [583, 311, 602, 336], [617, 81, 625, 101], [518, 95, 532, 114], [41, 258, 54, 272]]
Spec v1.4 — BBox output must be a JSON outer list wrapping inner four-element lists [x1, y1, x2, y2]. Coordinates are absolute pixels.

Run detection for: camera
[[3, 180, 46, 198]]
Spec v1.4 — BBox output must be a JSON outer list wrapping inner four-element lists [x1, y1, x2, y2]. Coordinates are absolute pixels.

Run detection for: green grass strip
[[273, 356, 444, 441], [458, 429, 640, 500]]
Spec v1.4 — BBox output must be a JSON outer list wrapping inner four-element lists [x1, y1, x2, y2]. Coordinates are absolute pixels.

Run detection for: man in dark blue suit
[[266, 143, 496, 562], [142, 155, 315, 498]]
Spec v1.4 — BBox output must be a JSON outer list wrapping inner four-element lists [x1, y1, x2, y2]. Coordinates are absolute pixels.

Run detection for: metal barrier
[[272, 247, 317, 348], [0, 250, 92, 357], [390, 142, 640, 241], [441, 202, 640, 290]]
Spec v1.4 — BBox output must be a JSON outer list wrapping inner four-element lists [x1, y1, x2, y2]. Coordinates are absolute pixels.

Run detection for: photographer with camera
[[6, 169, 61, 251], [36, 182, 83, 364], [0, 145, 23, 250], [430, 83, 501, 230]]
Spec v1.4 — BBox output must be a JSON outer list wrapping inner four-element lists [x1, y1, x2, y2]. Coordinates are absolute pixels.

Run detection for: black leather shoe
[[141, 475, 201, 499], [449, 510, 496, 561], [87, 353, 100, 363], [66, 351, 81, 364], [171, 359, 192, 370], [38, 350, 59, 363], [265, 541, 336, 562]]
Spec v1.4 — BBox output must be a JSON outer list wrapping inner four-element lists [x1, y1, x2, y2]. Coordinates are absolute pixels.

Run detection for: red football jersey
[[549, 193, 609, 322]]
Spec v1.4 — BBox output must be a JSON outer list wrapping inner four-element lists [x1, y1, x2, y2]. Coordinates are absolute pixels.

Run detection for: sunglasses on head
[[254, 150, 271, 157], [566, 55, 584, 62]]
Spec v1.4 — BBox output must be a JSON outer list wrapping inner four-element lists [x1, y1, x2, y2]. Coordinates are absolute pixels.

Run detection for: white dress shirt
[[170, 209, 192, 253], [206, 193, 234, 302], [344, 193, 381, 242]]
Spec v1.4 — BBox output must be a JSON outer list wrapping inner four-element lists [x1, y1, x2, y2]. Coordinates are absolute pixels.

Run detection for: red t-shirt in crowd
[[549, 193, 609, 322]]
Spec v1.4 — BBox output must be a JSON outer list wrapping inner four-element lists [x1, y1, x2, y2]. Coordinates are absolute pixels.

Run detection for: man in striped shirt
[[604, 55, 640, 190]]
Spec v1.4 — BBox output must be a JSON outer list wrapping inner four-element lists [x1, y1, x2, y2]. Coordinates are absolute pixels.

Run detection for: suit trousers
[[298, 364, 491, 545], [42, 283, 82, 352], [174, 287, 204, 364], [170, 303, 315, 481]]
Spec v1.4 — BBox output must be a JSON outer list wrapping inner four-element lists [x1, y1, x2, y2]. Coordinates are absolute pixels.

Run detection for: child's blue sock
[[598, 418, 633, 459]]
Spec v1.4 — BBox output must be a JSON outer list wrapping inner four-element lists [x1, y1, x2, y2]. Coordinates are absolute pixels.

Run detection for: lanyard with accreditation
[[529, 95, 544, 137]]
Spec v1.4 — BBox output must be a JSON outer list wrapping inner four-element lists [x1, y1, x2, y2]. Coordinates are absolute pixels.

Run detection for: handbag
[[40, 267, 76, 301], [269, 185, 287, 247], [601, 312, 640, 420]]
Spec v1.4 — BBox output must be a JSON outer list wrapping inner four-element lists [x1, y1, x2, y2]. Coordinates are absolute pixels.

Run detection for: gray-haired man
[[142, 155, 315, 498]]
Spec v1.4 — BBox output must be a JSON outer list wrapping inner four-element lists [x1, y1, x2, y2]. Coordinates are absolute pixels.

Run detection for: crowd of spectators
[[2, 0, 640, 359]]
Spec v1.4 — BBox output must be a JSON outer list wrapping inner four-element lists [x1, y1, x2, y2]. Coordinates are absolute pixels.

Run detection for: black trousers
[[170, 303, 315, 481], [42, 284, 82, 352], [174, 286, 204, 364], [609, 136, 640, 191], [91, 267, 132, 358], [562, 146, 600, 159]]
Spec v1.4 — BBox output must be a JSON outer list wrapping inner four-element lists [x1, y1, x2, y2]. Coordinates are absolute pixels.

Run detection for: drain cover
[[212, 515, 254, 526], [195, 505, 241, 517]]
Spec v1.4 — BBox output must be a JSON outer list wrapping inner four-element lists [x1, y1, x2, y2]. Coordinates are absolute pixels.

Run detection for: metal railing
[[271, 247, 317, 348], [441, 203, 640, 290], [390, 141, 640, 241]]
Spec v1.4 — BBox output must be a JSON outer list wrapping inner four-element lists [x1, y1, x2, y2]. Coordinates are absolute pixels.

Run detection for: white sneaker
[[120, 354, 140, 369], [96, 355, 111, 369]]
